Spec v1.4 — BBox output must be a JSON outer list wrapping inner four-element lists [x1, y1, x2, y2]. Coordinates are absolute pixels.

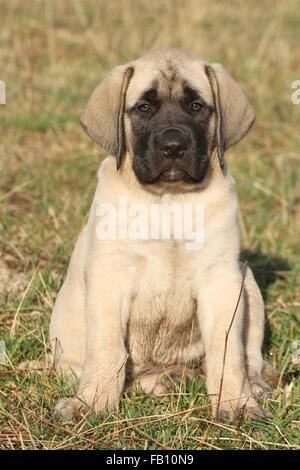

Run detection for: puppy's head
[[81, 49, 255, 187]]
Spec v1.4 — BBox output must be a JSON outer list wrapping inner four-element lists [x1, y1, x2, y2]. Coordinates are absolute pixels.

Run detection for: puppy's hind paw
[[53, 397, 87, 422]]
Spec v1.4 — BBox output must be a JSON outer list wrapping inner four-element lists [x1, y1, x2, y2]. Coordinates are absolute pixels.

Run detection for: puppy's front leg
[[54, 273, 128, 420], [199, 263, 264, 422]]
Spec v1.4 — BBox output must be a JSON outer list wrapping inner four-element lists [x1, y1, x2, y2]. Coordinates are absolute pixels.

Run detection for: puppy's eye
[[191, 101, 204, 111], [137, 102, 151, 113]]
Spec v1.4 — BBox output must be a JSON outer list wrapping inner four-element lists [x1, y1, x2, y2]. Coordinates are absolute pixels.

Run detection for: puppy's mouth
[[159, 168, 192, 182], [157, 158, 207, 183], [132, 152, 209, 185]]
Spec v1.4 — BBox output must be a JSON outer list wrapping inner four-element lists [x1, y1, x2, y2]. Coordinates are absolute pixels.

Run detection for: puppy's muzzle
[[155, 127, 190, 160]]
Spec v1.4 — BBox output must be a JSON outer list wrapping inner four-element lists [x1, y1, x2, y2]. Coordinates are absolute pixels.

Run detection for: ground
[[0, 0, 299, 450]]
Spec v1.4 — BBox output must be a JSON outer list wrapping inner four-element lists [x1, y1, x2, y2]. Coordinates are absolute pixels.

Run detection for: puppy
[[50, 49, 273, 422]]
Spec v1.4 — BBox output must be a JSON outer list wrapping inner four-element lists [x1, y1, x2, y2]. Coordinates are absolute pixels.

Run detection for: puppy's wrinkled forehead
[[126, 55, 213, 107]]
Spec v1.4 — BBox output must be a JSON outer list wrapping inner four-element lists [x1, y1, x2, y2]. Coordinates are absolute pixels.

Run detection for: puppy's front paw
[[240, 400, 272, 421], [79, 386, 120, 414], [78, 372, 125, 415], [53, 397, 86, 422], [214, 397, 271, 423], [53, 375, 124, 421], [215, 406, 235, 423]]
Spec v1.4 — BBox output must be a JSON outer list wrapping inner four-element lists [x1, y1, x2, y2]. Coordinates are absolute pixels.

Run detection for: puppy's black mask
[[127, 84, 213, 185]]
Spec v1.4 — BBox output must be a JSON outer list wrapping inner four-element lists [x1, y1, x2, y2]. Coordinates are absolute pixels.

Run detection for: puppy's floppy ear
[[80, 65, 134, 170], [205, 64, 255, 169]]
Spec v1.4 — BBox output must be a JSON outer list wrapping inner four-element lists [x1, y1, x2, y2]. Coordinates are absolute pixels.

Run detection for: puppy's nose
[[157, 128, 188, 159]]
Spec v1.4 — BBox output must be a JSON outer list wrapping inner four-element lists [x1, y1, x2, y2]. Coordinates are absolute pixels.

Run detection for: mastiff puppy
[[50, 49, 275, 422]]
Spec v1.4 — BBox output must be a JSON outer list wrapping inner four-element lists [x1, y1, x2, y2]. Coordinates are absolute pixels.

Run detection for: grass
[[0, 0, 299, 450]]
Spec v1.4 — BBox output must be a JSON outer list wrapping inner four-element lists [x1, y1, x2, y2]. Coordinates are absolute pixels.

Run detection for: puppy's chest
[[126, 247, 201, 366]]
